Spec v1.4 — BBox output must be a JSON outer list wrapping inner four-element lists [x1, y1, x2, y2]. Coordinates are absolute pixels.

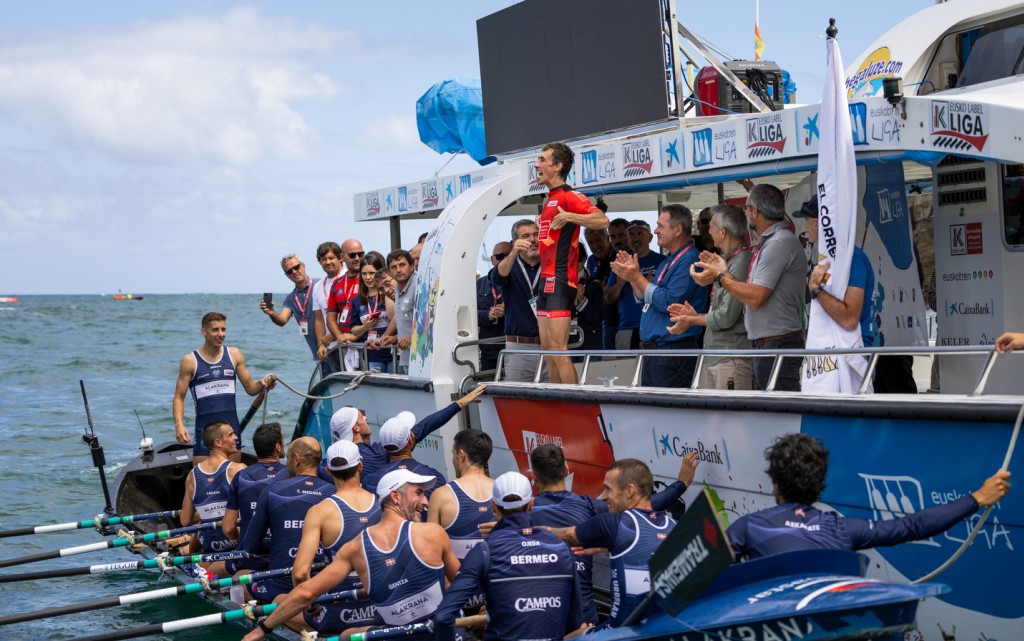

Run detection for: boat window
[[957, 14, 1024, 88], [1002, 164, 1024, 249]]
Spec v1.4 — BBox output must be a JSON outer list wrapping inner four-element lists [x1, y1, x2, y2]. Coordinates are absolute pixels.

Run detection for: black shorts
[[536, 278, 576, 318]]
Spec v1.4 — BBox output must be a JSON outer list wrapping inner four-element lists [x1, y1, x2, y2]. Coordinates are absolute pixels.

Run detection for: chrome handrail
[[306, 342, 401, 390], [491, 327, 585, 382]]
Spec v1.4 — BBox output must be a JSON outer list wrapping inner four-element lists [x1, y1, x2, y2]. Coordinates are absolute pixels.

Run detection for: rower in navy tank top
[[434, 472, 583, 641], [242, 438, 332, 603], [188, 346, 240, 456], [190, 459, 238, 553], [363, 519, 445, 625], [443, 480, 492, 559]]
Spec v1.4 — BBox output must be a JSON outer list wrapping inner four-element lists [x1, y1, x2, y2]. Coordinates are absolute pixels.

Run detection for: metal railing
[[493, 345, 1015, 396], [307, 342, 401, 389]]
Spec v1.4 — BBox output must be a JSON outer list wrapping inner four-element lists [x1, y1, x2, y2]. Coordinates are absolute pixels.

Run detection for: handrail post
[[858, 353, 880, 395], [495, 352, 505, 382], [533, 353, 544, 384], [631, 355, 644, 387], [580, 355, 592, 385], [766, 354, 784, 391], [690, 354, 705, 390]]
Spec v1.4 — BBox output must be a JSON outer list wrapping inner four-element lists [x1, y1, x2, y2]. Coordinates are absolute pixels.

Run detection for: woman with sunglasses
[[348, 253, 395, 373]]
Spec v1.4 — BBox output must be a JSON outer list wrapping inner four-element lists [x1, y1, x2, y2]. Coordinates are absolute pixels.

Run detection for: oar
[[320, 614, 487, 641], [0, 522, 219, 569], [0, 562, 327, 626], [238, 388, 267, 435], [66, 590, 361, 641], [0, 510, 181, 540], [0, 550, 250, 584]]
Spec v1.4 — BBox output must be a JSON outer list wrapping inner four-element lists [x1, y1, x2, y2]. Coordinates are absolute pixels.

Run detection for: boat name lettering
[[711, 617, 814, 641], [784, 521, 820, 531], [391, 594, 429, 616], [510, 553, 558, 564], [652, 536, 709, 598], [389, 577, 409, 590]]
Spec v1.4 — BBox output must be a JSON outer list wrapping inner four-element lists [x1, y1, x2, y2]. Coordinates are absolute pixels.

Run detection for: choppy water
[[0, 294, 317, 640]]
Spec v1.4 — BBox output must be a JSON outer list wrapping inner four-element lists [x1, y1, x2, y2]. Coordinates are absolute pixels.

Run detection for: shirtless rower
[[172, 311, 276, 465], [239, 469, 460, 640], [292, 440, 381, 633], [180, 421, 246, 577]]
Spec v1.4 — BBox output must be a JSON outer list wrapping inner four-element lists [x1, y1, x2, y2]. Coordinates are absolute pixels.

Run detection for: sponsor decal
[[515, 596, 561, 612], [858, 472, 939, 546], [802, 112, 819, 147], [522, 430, 563, 453], [527, 165, 546, 194], [443, 178, 455, 203], [621, 138, 654, 177], [653, 431, 727, 467], [459, 174, 472, 194], [661, 133, 684, 173], [384, 190, 395, 216], [940, 269, 995, 282], [580, 149, 598, 184], [397, 186, 408, 213], [945, 299, 995, 317], [849, 103, 867, 145], [421, 181, 439, 208], [745, 112, 787, 158], [365, 192, 380, 217], [949, 222, 983, 256], [510, 553, 558, 564], [846, 47, 904, 99], [692, 128, 714, 167], [867, 104, 901, 144], [931, 101, 989, 152]]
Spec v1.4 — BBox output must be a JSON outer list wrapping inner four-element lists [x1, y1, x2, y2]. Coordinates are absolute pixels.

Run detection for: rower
[[239, 469, 460, 641], [293, 440, 382, 633], [241, 437, 333, 603], [433, 472, 583, 641], [327, 385, 487, 483], [360, 417, 446, 502], [221, 422, 287, 574], [172, 311, 276, 465], [728, 433, 1012, 560], [180, 421, 246, 577], [526, 444, 699, 624], [545, 459, 675, 629]]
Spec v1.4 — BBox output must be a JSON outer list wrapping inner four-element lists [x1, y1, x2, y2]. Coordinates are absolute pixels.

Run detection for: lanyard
[[491, 285, 502, 303], [655, 242, 695, 285], [517, 259, 541, 295], [712, 245, 748, 299], [292, 283, 311, 317], [367, 294, 380, 316]]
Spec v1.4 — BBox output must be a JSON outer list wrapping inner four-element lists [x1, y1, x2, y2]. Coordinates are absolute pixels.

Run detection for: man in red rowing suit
[[535, 142, 609, 384]]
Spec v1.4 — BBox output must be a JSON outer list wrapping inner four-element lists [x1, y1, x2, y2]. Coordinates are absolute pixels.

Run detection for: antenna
[[133, 409, 148, 440], [133, 409, 154, 454]]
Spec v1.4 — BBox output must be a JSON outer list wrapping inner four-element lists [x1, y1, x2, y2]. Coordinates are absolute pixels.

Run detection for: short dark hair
[[453, 429, 492, 467], [609, 217, 630, 230], [386, 249, 413, 268], [661, 204, 693, 237], [201, 312, 226, 328], [202, 421, 232, 449], [317, 241, 343, 260], [766, 433, 829, 505], [252, 423, 283, 458], [748, 184, 786, 221], [417, 232, 429, 243], [530, 444, 566, 485], [608, 458, 653, 499], [329, 465, 360, 482], [511, 219, 538, 241], [542, 142, 574, 179], [494, 502, 530, 517]]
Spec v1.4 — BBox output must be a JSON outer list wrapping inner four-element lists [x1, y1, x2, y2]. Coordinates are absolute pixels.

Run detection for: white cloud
[[0, 7, 348, 165], [358, 113, 423, 151]]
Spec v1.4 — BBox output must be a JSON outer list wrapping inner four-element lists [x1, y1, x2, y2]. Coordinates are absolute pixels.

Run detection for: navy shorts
[[224, 555, 269, 575], [249, 575, 292, 603], [303, 595, 381, 633], [536, 279, 576, 319]]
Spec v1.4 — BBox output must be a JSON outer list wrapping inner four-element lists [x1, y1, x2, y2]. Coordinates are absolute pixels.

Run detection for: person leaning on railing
[[996, 333, 1024, 352]]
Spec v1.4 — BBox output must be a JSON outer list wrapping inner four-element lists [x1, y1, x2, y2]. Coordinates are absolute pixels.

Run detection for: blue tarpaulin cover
[[416, 77, 495, 165]]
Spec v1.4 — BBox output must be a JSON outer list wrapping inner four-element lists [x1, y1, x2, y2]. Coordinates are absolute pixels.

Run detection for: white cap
[[376, 469, 436, 501], [329, 407, 359, 442], [396, 411, 416, 428], [379, 417, 413, 453], [493, 472, 533, 509], [325, 440, 360, 472]]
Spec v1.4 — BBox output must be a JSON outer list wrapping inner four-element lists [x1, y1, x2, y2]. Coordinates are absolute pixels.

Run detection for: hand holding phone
[[262, 292, 274, 311]]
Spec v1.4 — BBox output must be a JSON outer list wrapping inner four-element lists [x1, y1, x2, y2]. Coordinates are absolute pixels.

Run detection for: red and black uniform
[[537, 185, 599, 318], [327, 272, 361, 332]]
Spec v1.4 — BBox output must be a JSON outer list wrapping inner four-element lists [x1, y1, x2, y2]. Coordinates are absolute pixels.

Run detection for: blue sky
[[0, 1, 931, 294]]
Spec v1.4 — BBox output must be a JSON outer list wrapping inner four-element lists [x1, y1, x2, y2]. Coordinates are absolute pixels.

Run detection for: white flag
[[802, 31, 869, 393]]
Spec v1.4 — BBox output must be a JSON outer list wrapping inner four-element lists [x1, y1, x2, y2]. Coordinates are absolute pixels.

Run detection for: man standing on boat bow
[[173, 311, 277, 465]]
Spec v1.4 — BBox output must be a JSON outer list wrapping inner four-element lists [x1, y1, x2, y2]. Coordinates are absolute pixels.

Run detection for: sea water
[[0, 294, 317, 639]]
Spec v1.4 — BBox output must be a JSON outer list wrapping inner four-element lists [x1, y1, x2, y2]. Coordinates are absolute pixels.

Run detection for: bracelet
[[714, 272, 725, 287], [257, 619, 274, 634], [809, 286, 822, 299]]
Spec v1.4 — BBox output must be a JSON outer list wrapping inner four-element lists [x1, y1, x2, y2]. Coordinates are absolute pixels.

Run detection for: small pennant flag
[[754, 0, 765, 60]]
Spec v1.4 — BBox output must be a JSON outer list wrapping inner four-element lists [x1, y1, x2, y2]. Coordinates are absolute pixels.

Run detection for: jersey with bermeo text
[[539, 185, 599, 289]]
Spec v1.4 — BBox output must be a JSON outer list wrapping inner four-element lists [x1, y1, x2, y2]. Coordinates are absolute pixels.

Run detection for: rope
[[93, 513, 106, 533], [273, 372, 372, 401], [242, 601, 258, 621], [198, 575, 213, 593], [913, 397, 1022, 583], [155, 553, 171, 574], [300, 631, 319, 641], [117, 528, 147, 552]]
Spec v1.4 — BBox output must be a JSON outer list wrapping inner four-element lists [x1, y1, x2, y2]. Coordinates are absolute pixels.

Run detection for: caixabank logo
[[931, 101, 989, 152]]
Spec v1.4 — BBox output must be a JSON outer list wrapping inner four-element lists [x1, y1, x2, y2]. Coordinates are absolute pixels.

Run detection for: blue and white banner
[[804, 34, 868, 393]]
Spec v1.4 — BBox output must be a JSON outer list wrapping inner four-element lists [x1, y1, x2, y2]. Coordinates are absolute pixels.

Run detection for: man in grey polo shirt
[[669, 204, 753, 389], [691, 184, 805, 391], [386, 249, 417, 374]]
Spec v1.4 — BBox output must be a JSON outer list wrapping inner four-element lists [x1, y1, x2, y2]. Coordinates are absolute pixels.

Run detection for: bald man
[[242, 437, 333, 602]]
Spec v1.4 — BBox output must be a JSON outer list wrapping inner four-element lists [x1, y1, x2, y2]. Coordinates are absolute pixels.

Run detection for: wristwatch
[[257, 619, 274, 635], [714, 272, 726, 287], [809, 286, 822, 299]]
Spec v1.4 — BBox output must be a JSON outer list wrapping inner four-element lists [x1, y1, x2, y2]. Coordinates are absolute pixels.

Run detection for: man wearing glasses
[[477, 242, 512, 374], [260, 254, 320, 359], [327, 238, 366, 370]]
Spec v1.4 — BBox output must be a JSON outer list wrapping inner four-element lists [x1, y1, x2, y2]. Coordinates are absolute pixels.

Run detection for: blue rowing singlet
[[304, 495, 384, 633], [191, 459, 237, 553], [608, 509, 674, 626], [188, 347, 240, 456], [363, 520, 445, 625], [225, 461, 286, 549], [444, 480, 492, 559], [531, 491, 601, 623]]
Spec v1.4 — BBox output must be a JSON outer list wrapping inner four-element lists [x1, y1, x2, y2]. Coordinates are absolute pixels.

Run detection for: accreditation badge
[[298, 320, 309, 335]]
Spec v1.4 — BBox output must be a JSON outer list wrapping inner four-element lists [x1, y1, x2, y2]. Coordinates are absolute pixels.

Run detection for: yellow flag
[[754, 22, 764, 60]]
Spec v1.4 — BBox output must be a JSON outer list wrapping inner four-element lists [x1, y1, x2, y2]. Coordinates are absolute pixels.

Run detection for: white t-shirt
[[312, 274, 340, 349]]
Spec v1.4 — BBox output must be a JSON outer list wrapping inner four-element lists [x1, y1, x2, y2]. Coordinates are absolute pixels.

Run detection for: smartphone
[[262, 292, 274, 310], [368, 311, 382, 321]]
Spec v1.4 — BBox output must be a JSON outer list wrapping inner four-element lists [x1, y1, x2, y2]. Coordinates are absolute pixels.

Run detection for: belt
[[641, 338, 698, 350], [506, 335, 540, 344], [750, 329, 804, 348]]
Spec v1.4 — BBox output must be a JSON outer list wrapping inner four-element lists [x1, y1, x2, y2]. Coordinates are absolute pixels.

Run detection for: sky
[[0, 0, 934, 295]]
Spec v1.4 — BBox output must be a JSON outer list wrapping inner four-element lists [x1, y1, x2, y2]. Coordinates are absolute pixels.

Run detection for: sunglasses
[[284, 264, 303, 275], [348, 251, 365, 259], [493, 253, 509, 261]]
